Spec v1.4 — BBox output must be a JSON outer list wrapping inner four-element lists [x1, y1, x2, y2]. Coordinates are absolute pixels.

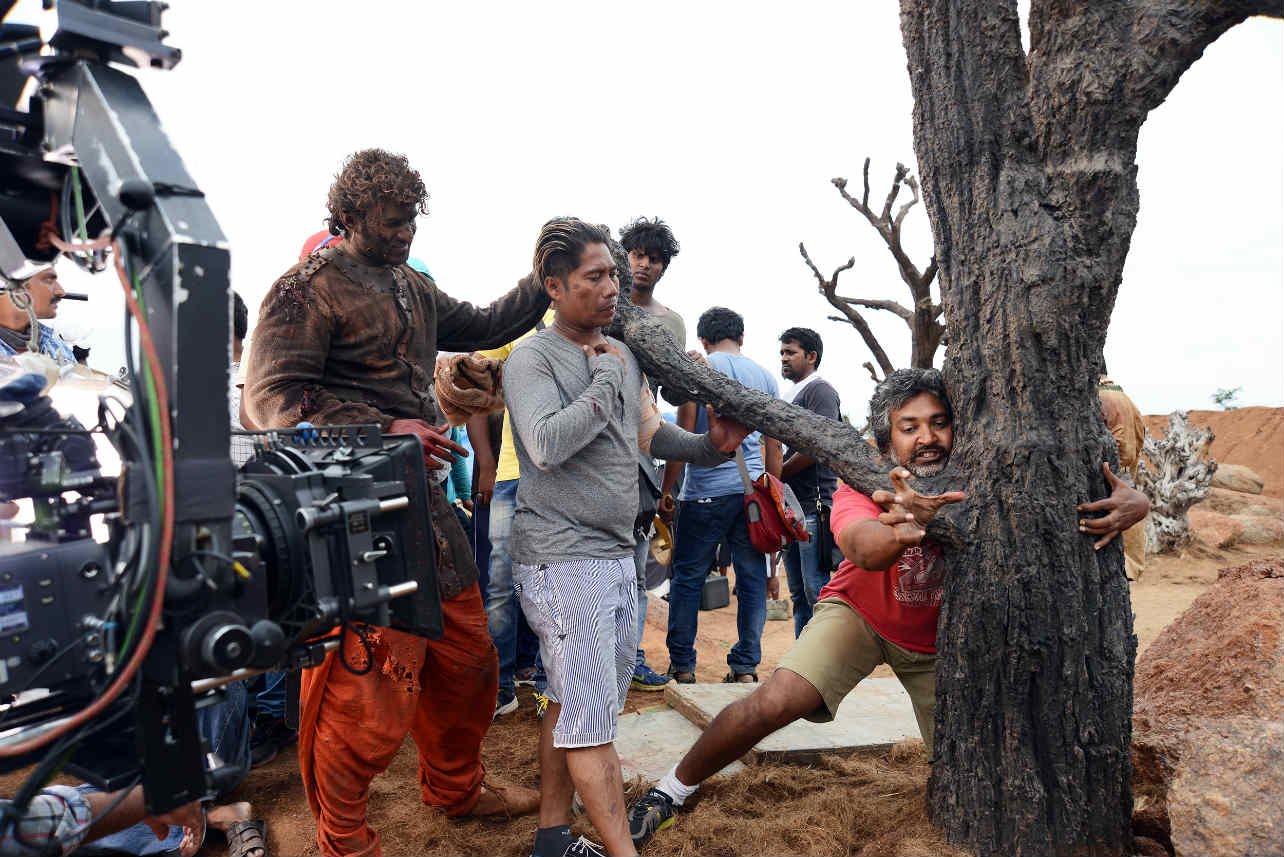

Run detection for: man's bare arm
[[764, 436, 782, 480], [466, 412, 497, 505]]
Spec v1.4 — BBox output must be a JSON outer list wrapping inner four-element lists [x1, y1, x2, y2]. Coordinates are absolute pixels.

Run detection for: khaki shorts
[[777, 598, 937, 747]]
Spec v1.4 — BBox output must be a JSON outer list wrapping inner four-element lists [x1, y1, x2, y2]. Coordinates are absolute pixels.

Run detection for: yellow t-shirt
[[480, 308, 556, 483]]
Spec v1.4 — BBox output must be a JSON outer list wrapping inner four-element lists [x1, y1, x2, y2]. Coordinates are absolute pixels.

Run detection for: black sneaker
[[628, 787, 678, 848], [249, 714, 297, 769]]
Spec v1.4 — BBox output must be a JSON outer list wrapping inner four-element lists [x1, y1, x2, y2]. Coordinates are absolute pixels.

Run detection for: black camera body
[[0, 1, 444, 813]]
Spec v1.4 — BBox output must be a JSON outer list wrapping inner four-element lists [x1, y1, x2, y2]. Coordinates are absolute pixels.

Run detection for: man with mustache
[[626, 367, 1149, 849], [245, 149, 541, 857], [0, 263, 75, 365]]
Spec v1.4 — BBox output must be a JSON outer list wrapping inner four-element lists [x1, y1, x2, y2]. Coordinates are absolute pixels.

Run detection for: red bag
[[736, 449, 810, 554]]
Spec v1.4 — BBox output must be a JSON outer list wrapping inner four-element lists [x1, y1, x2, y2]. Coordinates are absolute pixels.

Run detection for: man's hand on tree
[[1077, 461, 1150, 549], [871, 466, 967, 544], [705, 405, 751, 454], [388, 419, 469, 471]]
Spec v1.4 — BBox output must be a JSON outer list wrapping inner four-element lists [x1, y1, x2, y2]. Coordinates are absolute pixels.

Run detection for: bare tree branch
[[817, 158, 943, 368], [800, 241, 896, 377], [862, 362, 882, 383], [842, 296, 913, 320]]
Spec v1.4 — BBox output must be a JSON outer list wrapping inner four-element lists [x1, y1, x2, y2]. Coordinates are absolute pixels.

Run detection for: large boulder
[[1203, 486, 1282, 518], [1210, 463, 1265, 495], [1132, 558, 1284, 856], [1233, 514, 1284, 546], [1186, 508, 1243, 549]]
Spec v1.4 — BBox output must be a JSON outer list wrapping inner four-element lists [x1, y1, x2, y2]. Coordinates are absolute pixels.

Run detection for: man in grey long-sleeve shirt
[[504, 219, 747, 857]]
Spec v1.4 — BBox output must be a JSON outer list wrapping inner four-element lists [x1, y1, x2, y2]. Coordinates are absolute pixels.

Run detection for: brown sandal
[[224, 819, 267, 857]]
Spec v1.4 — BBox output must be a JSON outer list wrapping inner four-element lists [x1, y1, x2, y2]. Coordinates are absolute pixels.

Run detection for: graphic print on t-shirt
[[893, 542, 944, 607]]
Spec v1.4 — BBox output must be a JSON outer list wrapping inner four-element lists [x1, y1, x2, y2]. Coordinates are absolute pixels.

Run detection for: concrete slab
[[663, 678, 919, 763], [615, 705, 746, 784]]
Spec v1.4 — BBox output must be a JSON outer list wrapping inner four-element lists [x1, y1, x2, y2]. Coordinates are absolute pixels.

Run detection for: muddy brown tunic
[[244, 246, 548, 597]]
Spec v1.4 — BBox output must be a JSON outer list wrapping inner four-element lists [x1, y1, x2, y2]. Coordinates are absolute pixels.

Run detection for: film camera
[[0, 0, 442, 814]]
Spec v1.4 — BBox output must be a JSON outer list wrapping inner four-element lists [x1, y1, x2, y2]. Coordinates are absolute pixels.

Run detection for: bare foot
[[206, 801, 251, 833]]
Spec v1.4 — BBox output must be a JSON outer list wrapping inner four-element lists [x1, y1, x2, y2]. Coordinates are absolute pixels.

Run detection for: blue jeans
[[666, 494, 769, 676], [87, 680, 251, 853], [253, 671, 287, 721], [782, 512, 830, 637], [485, 479, 520, 696]]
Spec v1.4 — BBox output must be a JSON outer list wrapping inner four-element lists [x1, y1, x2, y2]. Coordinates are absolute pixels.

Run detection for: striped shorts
[[513, 556, 638, 748]]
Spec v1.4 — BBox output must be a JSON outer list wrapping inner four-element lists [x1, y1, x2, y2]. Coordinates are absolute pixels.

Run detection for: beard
[[901, 445, 949, 478]]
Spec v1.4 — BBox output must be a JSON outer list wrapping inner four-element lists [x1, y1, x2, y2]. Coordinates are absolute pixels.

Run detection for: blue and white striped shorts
[[513, 556, 638, 748]]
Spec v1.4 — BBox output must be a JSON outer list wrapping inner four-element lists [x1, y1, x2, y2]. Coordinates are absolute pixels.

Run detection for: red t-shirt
[[817, 483, 944, 653]]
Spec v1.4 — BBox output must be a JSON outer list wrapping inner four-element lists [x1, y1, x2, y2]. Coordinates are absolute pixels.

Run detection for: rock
[[1186, 508, 1242, 549], [765, 598, 791, 621], [1231, 513, 1283, 545], [1167, 717, 1283, 857], [1210, 463, 1265, 495], [1203, 486, 1282, 517], [1132, 558, 1284, 855]]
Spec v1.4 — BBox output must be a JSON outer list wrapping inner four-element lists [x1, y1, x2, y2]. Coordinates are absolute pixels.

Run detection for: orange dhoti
[[298, 585, 499, 857]]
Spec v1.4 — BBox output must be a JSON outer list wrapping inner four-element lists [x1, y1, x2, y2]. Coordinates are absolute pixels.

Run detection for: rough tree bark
[[800, 158, 944, 378], [614, 2, 1281, 855], [1137, 412, 1217, 553]]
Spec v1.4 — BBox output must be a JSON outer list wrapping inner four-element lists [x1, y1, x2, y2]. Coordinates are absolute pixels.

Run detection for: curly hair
[[696, 306, 744, 345], [868, 368, 952, 453], [533, 217, 612, 283], [619, 217, 681, 267], [325, 149, 429, 235]]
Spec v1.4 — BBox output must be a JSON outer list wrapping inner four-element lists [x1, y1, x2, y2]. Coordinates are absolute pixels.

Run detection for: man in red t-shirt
[[626, 368, 1149, 849]]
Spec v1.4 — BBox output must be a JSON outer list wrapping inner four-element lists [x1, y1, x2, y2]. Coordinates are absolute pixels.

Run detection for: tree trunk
[[615, 2, 1278, 854], [895, 1, 1277, 854]]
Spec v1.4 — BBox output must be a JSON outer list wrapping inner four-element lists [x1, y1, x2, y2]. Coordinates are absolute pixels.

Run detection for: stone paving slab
[[615, 705, 746, 784], [663, 678, 919, 763]]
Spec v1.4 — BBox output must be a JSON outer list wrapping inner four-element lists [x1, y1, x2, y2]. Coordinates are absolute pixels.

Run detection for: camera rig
[[0, 0, 442, 816]]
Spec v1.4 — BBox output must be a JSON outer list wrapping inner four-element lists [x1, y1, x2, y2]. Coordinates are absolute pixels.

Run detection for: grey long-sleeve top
[[504, 329, 726, 565]]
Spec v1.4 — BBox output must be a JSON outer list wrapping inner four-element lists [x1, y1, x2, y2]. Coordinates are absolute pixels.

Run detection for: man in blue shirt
[[660, 307, 781, 683]]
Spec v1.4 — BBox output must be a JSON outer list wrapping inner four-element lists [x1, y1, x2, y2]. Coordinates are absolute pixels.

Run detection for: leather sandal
[[224, 819, 266, 857]]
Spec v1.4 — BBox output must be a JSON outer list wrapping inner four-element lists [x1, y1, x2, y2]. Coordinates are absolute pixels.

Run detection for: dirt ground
[[226, 542, 1280, 857]]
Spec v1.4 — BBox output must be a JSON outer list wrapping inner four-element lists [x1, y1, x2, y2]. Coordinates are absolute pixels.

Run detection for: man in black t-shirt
[[778, 327, 843, 636]]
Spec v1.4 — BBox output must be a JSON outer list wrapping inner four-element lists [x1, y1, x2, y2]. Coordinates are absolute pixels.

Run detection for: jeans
[[485, 479, 520, 696], [782, 512, 831, 637], [86, 680, 251, 854], [666, 494, 769, 676], [633, 537, 649, 670], [253, 671, 287, 721]]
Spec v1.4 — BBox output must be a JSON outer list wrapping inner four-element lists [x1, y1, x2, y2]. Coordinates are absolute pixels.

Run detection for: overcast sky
[[26, 2, 1284, 418]]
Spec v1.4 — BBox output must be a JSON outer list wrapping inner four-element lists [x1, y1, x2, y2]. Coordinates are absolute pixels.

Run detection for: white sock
[[656, 764, 699, 806]]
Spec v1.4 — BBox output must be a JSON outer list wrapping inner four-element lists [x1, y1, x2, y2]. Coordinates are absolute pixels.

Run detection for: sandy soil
[[224, 541, 1282, 857]]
